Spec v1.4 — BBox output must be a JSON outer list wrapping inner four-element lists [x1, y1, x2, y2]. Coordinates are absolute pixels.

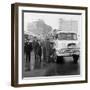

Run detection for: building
[[59, 18, 78, 33]]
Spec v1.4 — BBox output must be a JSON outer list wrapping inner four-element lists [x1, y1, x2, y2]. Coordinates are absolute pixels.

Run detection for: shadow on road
[[45, 61, 80, 76]]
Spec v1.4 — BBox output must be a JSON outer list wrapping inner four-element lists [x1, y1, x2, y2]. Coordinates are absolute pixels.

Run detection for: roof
[[56, 30, 77, 34]]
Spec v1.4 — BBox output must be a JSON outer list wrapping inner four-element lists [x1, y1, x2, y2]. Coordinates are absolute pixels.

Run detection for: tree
[[27, 19, 52, 39]]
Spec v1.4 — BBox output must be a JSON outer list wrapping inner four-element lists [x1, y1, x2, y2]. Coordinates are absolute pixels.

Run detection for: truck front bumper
[[56, 48, 80, 56]]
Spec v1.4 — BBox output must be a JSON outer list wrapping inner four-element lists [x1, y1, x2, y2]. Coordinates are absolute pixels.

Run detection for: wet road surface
[[23, 57, 80, 77]]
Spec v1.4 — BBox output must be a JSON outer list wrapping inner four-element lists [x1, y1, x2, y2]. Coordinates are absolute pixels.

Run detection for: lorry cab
[[53, 30, 80, 63]]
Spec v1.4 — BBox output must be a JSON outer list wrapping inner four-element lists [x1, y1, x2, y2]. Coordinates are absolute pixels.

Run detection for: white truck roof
[[56, 30, 77, 34]]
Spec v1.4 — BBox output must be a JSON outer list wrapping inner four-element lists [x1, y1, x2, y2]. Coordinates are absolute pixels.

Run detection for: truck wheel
[[56, 56, 64, 64], [72, 55, 79, 64]]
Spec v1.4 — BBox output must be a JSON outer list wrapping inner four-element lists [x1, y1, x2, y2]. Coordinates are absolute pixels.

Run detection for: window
[[57, 33, 77, 40]]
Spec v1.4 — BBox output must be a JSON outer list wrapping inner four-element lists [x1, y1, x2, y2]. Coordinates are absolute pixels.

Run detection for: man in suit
[[37, 40, 42, 62], [49, 42, 56, 63], [45, 38, 51, 63], [32, 37, 39, 61], [25, 40, 32, 70]]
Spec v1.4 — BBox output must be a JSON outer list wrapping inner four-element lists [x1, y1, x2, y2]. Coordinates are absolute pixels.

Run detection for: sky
[[24, 12, 81, 32]]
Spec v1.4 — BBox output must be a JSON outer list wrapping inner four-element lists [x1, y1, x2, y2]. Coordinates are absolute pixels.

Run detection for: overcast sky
[[24, 12, 81, 33]]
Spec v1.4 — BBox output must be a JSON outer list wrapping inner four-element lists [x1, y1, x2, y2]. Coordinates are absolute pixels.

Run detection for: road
[[23, 56, 80, 77]]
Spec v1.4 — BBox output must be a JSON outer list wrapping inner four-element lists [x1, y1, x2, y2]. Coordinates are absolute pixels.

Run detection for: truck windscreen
[[57, 33, 77, 40]]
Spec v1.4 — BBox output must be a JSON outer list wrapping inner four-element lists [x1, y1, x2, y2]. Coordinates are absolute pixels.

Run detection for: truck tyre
[[56, 56, 64, 64], [72, 55, 79, 64]]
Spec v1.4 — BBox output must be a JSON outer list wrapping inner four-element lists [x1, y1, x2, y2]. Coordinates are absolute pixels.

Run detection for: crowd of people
[[24, 37, 56, 71]]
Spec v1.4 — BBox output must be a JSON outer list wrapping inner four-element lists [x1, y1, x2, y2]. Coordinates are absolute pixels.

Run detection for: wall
[[0, 0, 89, 90]]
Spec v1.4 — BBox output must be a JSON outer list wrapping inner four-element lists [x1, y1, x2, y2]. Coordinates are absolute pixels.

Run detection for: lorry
[[52, 30, 80, 64]]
